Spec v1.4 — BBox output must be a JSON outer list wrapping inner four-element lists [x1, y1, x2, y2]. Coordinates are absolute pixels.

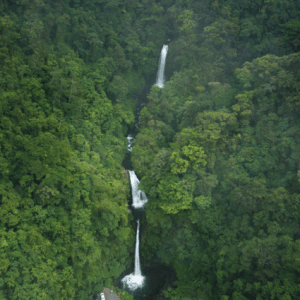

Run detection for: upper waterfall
[[154, 45, 168, 89], [129, 170, 148, 209]]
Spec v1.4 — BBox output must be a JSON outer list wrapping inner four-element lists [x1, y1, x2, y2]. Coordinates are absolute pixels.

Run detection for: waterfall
[[121, 220, 145, 290], [121, 137, 146, 291], [129, 170, 148, 209], [134, 220, 142, 276], [154, 45, 168, 89], [127, 135, 133, 152], [121, 44, 169, 293]]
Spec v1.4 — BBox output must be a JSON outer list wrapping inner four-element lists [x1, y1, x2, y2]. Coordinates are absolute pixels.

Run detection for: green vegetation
[[131, 1, 300, 299], [0, 0, 157, 298], [1, 0, 300, 299]]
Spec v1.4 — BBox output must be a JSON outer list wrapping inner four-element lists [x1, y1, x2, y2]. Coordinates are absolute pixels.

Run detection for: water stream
[[119, 44, 177, 300]]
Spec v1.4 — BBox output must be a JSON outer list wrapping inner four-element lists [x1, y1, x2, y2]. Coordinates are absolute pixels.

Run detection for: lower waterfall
[[121, 220, 145, 291]]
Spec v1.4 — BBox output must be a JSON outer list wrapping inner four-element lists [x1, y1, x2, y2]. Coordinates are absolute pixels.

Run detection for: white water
[[121, 220, 145, 290], [129, 171, 148, 209], [154, 45, 168, 89], [134, 220, 142, 276], [127, 135, 133, 152]]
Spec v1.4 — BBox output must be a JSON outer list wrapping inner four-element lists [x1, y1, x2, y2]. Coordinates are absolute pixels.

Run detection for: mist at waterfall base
[[119, 263, 176, 300]]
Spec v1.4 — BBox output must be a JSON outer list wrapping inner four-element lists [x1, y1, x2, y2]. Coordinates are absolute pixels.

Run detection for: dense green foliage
[[1, 0, 300, 299], [0, 0, 165, 298], [130, 0, 300, 299]]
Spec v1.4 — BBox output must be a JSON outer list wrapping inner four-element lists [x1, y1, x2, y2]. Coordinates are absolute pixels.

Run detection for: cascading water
[[119, 45, 177, 299], [121, 220, 145, 290], [134, 220, 142, 276], [121, 136, 147, 291], [127, 135, 133, 152], [154, 45, 168, 89], [129, 170, 148, 209]]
